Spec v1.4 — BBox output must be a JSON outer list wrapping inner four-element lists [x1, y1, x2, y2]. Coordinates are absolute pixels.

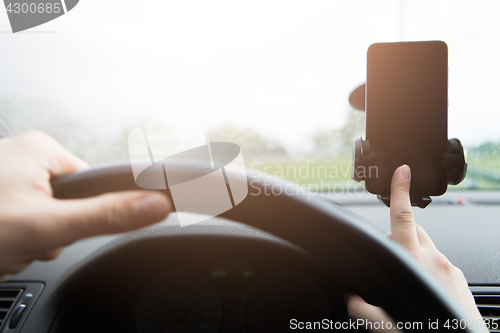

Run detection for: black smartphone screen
[[365, 41, 448, 196]]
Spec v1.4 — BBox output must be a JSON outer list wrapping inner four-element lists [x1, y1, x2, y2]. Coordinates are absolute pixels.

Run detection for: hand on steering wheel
[[0, 132, 171, 281], [345, 165, 487, 333]]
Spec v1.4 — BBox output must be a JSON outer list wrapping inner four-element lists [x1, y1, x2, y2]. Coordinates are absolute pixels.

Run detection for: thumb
[[50, 191, 171, 246], [389, 165, 419, 252]]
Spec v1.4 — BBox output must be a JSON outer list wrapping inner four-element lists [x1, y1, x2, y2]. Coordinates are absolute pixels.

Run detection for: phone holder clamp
[[443, 138, 468, 186], [352, 137, 467, 209], [377, 194, 432, 209], [352, 136, 375, 182]]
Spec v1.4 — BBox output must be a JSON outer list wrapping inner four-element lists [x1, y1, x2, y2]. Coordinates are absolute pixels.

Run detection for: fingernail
[[400, 165, 411, 180]]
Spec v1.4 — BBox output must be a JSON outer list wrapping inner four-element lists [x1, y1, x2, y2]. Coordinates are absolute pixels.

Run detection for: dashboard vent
[[471, 286, 500, 333], [0, 288, 22, 330]]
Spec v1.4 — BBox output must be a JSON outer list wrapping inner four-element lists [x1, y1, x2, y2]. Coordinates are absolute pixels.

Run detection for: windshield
[[0, 0, 499, 191]]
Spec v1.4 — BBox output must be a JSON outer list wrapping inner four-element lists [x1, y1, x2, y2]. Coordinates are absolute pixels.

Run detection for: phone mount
[[352, 137, 467, 208]]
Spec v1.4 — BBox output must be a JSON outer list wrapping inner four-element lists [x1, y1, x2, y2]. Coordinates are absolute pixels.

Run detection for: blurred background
[[0, 0, 498, 191]]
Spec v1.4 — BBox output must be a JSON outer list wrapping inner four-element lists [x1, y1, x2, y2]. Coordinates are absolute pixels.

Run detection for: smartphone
[[365, 41, 448, 196]]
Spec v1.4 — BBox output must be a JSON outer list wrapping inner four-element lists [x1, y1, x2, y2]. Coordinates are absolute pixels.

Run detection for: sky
[[0, 0, 499, 158]]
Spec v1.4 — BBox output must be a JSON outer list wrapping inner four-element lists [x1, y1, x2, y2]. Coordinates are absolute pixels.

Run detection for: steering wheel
[[51, 162, 478, 332]]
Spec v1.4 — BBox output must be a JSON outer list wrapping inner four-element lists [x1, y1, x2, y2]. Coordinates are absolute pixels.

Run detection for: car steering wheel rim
[[51, 162, 478, 332]]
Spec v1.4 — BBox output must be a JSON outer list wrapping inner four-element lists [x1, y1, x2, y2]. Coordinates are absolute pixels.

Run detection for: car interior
[[1, 1, 500, 333]]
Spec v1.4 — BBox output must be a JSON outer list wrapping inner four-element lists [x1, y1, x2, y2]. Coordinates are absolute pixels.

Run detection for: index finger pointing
[[390, 165, 420, 252]]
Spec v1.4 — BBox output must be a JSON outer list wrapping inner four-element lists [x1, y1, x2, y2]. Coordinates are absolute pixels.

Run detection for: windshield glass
[[0, 0, 499, 191]]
